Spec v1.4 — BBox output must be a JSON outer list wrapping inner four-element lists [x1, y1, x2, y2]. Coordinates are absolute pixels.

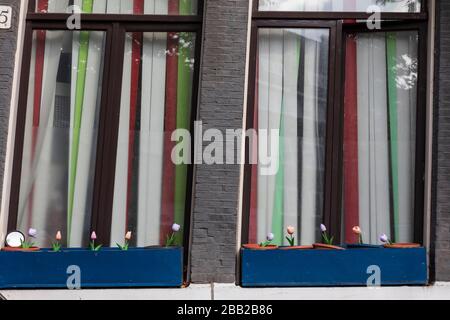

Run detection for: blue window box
[[0, 247, 183, 289], [241, 247, 427, 287]]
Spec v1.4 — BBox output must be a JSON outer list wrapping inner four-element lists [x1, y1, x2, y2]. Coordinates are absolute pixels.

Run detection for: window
[[258, 0, 421, 13], [8, 0, 203, 250], [249, 27, 330, 245], [33, 0, 198, 15], [243, 0, 427, 246]]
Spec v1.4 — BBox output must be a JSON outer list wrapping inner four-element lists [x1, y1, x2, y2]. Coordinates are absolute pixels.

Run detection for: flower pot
[[1, 247, 40, 252], [242, 244, 278, 250], [313, 243, 345, 250], [0, 247, 183, 288], [241, 246, 427, 287], [384, 243, 421, 249], [280, 245, 314, 250]]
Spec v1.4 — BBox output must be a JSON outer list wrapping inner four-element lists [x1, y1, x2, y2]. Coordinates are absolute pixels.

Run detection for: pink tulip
[[91, 231, 97, 240], [125, 231, 132, 240], [352, 226, 361, 235], [56, 231, 62, 241], [287, 226, 295, 235], [320, 224, 327, 232]]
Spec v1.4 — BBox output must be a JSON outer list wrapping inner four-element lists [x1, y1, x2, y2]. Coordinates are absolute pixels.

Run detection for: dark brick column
[[0, 0, 21, 208], [431, 0, 450, 281], [189, 0, 250, 283]]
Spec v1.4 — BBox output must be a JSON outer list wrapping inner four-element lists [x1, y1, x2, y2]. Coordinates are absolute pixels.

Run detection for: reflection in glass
[[111, 32, 196, 247], [34, 0, 198, 15], [18, 30, 106, 247], [259, 0, 421, 13], [249, 29, 329, 246], [342, 31, 418, 245]]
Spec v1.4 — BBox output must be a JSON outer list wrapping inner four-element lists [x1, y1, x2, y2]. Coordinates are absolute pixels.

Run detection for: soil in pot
[[2, 247, 40, 252], [313, 243, 345, 250], [242, 244, 278, 250], [280, 245, 314, 250], [383, 243, 421, 249]]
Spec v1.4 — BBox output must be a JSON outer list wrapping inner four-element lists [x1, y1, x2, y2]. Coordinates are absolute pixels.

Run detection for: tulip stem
[[286, 235, 295, 247]]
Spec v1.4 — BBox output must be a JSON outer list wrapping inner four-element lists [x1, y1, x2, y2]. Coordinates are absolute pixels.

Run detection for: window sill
[[0, 247, 183, 289]]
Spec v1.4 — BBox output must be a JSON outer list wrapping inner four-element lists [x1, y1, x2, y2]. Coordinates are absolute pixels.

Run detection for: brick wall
[[431, 0, 450, 281], [0, 0, 20, 210], [189, 0, 250, 283]]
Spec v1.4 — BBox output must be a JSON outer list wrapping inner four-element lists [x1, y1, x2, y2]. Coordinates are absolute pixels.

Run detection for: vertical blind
[[35, 0, 198, 15], [249, 28, 329, 246], [343, 31, 418, 244], [19, 1, 106, 246], [110, 0, 196, 247]]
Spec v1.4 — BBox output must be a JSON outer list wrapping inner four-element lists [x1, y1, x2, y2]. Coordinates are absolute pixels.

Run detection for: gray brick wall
[[432, 0, 450, 281], [0, 0, 20, 210], [189, 0, 250, 283]]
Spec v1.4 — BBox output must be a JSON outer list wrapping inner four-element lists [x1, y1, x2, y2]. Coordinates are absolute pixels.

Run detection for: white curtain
[[110, 0, 169, 246], [258, 0, 419, 12], [256, 27, 329, 246], [355, 32, 417, 243], [18, 0, 105, 247]]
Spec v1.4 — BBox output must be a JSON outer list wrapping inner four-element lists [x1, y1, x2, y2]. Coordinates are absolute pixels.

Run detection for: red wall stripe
[[125, 0, 145, 230], [249, 61, 258, 244], [28, 0, 49, 229], [160, 0, 180, 245], [343, 35, 360, 244]]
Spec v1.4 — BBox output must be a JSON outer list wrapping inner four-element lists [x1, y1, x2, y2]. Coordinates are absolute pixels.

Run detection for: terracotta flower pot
[[313, 243, 345, 250], [280, 245, 314, 250], [2, 247, 40, 252], [242, 244, 278, 250], [383, 243, 421, 249]]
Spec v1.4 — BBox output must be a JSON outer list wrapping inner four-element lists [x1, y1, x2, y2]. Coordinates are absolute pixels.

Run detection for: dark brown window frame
[[242, 0, 429, 245], [8, 1, 204, 278]]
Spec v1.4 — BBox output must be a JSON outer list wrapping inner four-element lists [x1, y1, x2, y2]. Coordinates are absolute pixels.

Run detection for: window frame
[[242, 1, 428, 245], [8, 1, 204, 272]]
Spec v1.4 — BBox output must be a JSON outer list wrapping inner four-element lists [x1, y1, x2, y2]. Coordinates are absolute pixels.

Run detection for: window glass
[[249, 28, 329, 246], [34, 0, 198, 15], [110, 31, 196, 247], [259, 0, 421, 13], [18, 30, 106, 247], [342, 31, 418, 244]]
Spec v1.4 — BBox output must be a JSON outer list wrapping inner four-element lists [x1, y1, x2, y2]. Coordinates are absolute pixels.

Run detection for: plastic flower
[[21, 228, 37, 249], [286, 226, 295, 246], [166, 223, 181, 247], [352, 226, 361, 234], [260, 233, 275, 247], [117, 231, 132, 251], [380, 234, 392, 245], [320, 224, 333, 245], [52, 231, 62, 252], [287, 226, 295, 235], [28, 228, 37, 238], [89, 231, 102, 251], [352, 226, 363, 244]]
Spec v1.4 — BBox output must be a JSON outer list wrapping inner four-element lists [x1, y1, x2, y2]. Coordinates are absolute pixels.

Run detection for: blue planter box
[[0, 247, 183, 289], [241, 247, 427, 287]]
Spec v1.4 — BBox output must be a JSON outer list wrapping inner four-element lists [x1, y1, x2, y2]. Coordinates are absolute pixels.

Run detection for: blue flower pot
[[0, 247, 183, 289], [241, 247, 427, 287]]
